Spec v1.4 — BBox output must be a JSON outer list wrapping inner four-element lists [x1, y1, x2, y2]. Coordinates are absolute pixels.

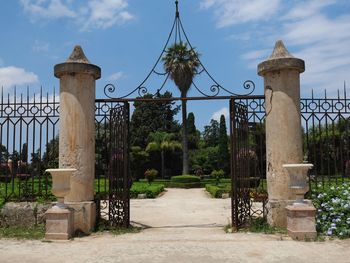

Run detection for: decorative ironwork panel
[[230, 97, 267, 230], [108, 103, 130, 227], [230, 99, 251, 229]]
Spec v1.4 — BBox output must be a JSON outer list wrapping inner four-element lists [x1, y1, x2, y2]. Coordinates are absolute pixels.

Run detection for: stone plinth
[[54, 46, 101, 202], [286, 204, 317, 241], [258, 40, 305, 227], [66, 201, 96, 234], [45, 207, 74, 240]]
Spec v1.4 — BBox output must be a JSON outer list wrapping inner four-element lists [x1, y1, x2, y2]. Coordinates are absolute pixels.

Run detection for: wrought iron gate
[[108, 102, 130, 227], [230, 98, 251, 229]]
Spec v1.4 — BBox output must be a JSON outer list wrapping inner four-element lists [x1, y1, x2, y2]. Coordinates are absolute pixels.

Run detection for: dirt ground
[[1, 188, 350, 263]]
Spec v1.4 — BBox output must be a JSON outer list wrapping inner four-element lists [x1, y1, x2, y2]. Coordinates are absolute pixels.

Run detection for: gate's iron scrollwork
[[108, 103, 130, 227], [230, 99, 251, 229]]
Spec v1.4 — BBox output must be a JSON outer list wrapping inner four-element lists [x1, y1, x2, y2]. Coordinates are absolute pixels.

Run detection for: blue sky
[[0, 0, 349, 130]]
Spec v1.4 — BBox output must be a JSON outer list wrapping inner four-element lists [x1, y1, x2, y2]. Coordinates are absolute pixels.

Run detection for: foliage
[[0, 224, 45, 239], [206, 183, 231, 198], [244, 217, 287, 234], [162, 42, 201, 175], [211, 169, 225, 185], [130, 92, 180, 148], [130, 146, 149, 181], [187, 112, 200, 149], [312, 183, 350, 238], [305, 118, 350, 176], [130, 182, 165, 198], [144, 169, 158, 185], [190, 146, 219, 174], [168, 175, 201, 188], [146, 132, 182, 179], [217, 115, 229, 174], [171, 175, 200, 183], [203, 119, 220, 147]]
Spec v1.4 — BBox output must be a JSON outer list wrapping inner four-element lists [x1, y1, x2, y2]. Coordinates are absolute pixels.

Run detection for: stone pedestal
[[54, 45, 101, 203], [286, 204, 317, 240], [258, 40, 305, 227], [45, 207, 74, 240], [66, 201, 96, 234]]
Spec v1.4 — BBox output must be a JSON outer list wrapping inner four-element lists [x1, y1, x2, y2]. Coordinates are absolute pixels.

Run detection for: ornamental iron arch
[[103, 0, 256, 100]]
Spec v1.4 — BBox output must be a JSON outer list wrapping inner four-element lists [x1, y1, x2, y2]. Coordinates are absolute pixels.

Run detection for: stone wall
[[0, 202, 51, 227]]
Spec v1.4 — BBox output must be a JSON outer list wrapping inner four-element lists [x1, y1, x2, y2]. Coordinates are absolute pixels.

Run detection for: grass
[[0, 224, 45, 239], [225, 217, 287, 235]]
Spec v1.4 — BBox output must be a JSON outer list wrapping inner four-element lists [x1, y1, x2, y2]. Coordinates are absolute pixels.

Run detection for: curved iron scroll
[[103, 1, 255, 99]]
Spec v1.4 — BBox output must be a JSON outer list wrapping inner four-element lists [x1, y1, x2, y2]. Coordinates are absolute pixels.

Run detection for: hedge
[[130, 182, 165, 198], [205, 184, 231, 198], [171, 175, 200, 183]]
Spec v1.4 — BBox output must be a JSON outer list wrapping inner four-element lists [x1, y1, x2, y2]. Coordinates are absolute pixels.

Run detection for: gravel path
[[1, 188, 350, 263]]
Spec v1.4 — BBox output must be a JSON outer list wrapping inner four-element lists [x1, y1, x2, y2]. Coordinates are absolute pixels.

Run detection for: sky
[[0, 0, 349, 131]]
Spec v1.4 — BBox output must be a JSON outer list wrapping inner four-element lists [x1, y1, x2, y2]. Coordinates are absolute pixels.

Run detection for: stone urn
[[46, 168, 76, 209], [283, 164, 313, 204]]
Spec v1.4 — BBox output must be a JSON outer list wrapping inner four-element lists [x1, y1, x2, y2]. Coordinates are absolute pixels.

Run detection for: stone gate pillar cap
[[258, 40, 305, 76], [54, 45, 101, 80]]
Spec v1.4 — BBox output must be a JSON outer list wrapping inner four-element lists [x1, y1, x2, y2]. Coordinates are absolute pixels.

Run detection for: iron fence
[[0, 88, 349, 204]]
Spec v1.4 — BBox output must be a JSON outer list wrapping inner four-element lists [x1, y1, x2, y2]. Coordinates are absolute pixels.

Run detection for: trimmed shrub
[[211, 169, 225, 185], [144, 169, 158, 185], [171, 175, 200, 183], [130, 182, 164, 198], [167, 182, 202, 189], [205, 184, 231, 198]]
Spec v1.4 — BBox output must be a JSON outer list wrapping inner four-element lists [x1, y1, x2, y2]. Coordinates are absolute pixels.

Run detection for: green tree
[[203, 119, 220, 147], [130, 146, 149, 181], [146, 132, 181, 179], [218, 115, 229, 174], [20, 143, 28, 163], [162, 42, 200, 174], [187, 112, 200, 149], [130, 92, 180, 148]]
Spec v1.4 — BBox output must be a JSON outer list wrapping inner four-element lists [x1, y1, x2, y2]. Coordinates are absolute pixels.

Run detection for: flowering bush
[[312, 183, 350, 238]]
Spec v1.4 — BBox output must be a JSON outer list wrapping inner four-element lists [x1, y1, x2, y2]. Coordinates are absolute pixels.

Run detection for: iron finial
[[175, 0, 179, 17]]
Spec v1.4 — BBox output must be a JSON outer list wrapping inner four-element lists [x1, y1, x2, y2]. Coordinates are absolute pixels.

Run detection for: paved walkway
[[1, 188, 350, 263]]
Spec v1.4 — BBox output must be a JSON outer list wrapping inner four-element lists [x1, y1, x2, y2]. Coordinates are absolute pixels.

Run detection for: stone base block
[[267, 199, 312, 227], [45, 207, 74, 240], [66, 201, 96, 234], [286, 203, 317, 241]]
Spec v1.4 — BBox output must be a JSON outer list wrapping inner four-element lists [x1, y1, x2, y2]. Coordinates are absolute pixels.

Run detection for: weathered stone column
[[54, 46, 101, 233], [258, 40, 305, 227]]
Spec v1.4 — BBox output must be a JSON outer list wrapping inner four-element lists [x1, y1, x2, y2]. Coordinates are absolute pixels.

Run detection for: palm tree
[[162, 42, 200, 174], [146, 132, 182, 179]]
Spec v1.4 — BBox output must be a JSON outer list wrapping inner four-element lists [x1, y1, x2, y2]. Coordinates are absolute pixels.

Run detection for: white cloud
[[0, 66, 39, 88], [107, 71, 125, 81], [234, 1, 350, 95], [283, 0, 337, 20], [20, 0, 76, 19], [200, 0, 281, 27], [20, 0, 134, 30], [80, 0, 134, 30], [211, 107, 229, 121]]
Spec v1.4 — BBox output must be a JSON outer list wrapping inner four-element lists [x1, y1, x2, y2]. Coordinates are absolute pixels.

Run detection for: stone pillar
[[257, 40, 305, 227], [54, 46, 100, 233]]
